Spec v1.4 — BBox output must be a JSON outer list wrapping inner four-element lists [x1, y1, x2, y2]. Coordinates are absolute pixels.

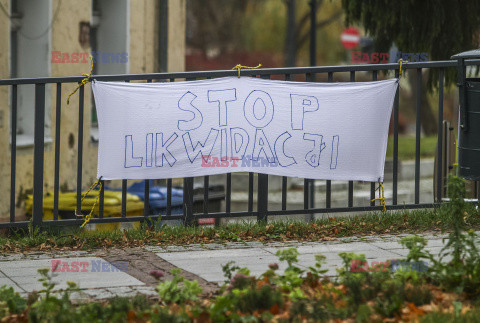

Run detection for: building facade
[[0, 0, 186, 220]]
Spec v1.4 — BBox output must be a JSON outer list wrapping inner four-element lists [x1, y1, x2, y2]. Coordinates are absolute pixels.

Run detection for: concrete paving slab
[[369, 241, 406, 250], [161, 255, 283, 273], [107, 286, 140, 298], [82, 288, 115, 299], [156, 249, 292, 282], [0, 277, 24, 293], [132, 286, 158, 297], [158, 248, 273, 260], [426, 239, 447, 248], [3, 257, 145, 293], [424, 246, 444, 255], [263, 244, 335, 255], [16, 273, 145, 291]]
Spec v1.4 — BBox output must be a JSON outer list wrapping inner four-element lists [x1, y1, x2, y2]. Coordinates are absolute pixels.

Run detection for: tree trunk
[[284, 0, 296, 67]]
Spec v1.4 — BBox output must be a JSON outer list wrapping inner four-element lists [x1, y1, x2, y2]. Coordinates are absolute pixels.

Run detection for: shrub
[[0, 286, 27, 318], [156, 268, 202, 304]]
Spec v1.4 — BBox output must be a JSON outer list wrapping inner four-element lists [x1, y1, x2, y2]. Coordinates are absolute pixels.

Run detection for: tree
[[285, 0, 343, 66], [342, 0, 480, 135], [342, 0, 480, 61], [186, 0, 252, 54]]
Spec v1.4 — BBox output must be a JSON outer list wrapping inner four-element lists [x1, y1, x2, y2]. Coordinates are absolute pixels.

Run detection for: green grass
[[1, 207, 479, 252], [387, 135, 438, 160]]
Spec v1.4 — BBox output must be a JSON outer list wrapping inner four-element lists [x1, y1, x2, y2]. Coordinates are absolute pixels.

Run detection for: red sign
[[341, 27, 360, 49]]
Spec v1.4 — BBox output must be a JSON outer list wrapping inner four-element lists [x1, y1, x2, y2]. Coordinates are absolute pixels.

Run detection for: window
[[10, 0, 52, 146], [90, 0, 129, 142]]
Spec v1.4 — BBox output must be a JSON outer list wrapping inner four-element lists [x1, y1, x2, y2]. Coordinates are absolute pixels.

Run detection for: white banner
[[92, 77, 398, 181]]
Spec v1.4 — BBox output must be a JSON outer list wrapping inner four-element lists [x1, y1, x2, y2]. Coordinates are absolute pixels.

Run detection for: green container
[[459, 78, 480, 180], [452, 49, 480, 181]]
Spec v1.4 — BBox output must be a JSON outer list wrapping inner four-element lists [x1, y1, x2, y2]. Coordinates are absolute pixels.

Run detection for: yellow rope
[[67, 55, 94, 105], [232, 64, 262, 78], [75, 178, 103, 228], [398, 59, 408, 77], [371, 182, 386, 212]]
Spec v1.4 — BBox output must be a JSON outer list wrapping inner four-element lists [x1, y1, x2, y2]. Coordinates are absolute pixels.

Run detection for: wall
[[167, 0, 186, 72], [0, 0, 186, 221]]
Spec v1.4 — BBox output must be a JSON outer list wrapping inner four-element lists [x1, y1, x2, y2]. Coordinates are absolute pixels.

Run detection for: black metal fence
[[1, 59, 480, 229]]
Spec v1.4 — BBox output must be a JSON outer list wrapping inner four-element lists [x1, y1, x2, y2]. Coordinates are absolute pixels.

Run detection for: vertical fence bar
[[203, 176, 209, 215], [99, 179, 104, 218], [393, 69, 400, 205], [183, 177, 194, 225], [282, 74, 290, 211], [76, 85, 84, 217], [226, 173, 231, 214], [166, 178, 172, 215], [144, 80, 153, 217], [257, 174, 268, 222], [370, 72, 377, 206], [304, 178, 309, 210], [53, 83, 61, 220], [348, 71, 355, 207], [415, 69, 422, 204], [436, 69, 445, 202], [183, 77, 196, 225], [144, 180, 150, 216], [248, 172, 254, 214], [326, 72, 333, 208], [10, 85, 17, 223], [307, 72, 315, 221], [257, 74, 270, 223], [122, 180, 127, 217], [304, 73, 311, 219], [122, 80, 130, 218], [33, 83, 46, 226]]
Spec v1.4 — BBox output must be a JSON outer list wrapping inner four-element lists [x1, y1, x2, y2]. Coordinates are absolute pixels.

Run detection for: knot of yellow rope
[[398, 59, 408, 77], [67, 55, 94, 105], [75, 178, 103, 228], [371, 182, 386, 212], [232, 64, 262, 78]]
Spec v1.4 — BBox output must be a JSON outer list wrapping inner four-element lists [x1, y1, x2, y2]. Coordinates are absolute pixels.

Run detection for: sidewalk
[[0, 232, 451, 300]]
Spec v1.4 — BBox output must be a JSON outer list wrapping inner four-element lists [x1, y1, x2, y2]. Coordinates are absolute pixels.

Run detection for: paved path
[[0, 232, 454, 299]]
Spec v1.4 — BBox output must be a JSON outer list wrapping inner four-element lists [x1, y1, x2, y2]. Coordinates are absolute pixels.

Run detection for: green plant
[[274, 248, 304, 296], [307, 254, 328, 280], [0, 286, 27, 318], [27, 268, 81, 322], [400, 235, 428, 263], [405, 284, 432, 306], [156, 268, 202, 304], [275, 248, 299, 268], [428, 175, 480, 296], [373, 280, 404, 318], [234, 284, 283, 313], [221, 261, 241, 283]]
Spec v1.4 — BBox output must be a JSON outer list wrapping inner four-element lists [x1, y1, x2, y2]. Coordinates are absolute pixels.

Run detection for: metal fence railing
[[1, 59, 480, 228]]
